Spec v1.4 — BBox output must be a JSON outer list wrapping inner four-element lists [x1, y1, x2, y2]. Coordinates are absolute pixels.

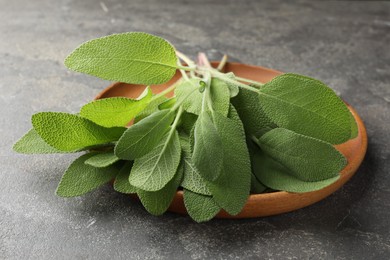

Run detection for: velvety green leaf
[[258, 73, 352, 144], [138, 162, 183, 215], [84, 151, 119, 168], [256, 128, 347, 182], [115, 110, 175, 160], [32, 112, 125, 152], [114, 161, 137, 194], [56, 153, 120, 197], [175, 78, 230, 116], [251, 148, 340, 193], [231, 88, 275, 137], [65, 32, 178, 85], [80, 87, 153, 127], [180, 135, 211, 195], [207, 110, 251, 215], [13, 129, 64, 154], [183, 189, 220, 222], [134, 95, 168, 123], [129, 130, 181, 191], [192, 111, 223, 182]]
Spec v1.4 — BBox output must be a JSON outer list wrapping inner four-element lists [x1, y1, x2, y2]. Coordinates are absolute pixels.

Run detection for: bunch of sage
[[14, 32, 357, 222]]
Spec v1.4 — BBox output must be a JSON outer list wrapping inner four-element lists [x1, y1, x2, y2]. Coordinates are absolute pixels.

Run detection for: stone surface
[[1, 0, 389, 259]]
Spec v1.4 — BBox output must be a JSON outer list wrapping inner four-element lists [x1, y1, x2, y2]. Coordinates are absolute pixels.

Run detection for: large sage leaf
[[207, 108, 251, 215], [56, 153, 120, 197], [256, 128, 347, 182], [65, 32, 178, 85], [32, 112, 125, 152], [192, 111, 223, 182], [115, 110, 175, 160], [183, 189, 220, 222], [129, 130, 181, 191], [258, 73, 352, 144], [80, 87, 153, 127], [251, 148, 340, 193], [13, 129, 64, 154], [137, 163, 183, 215], [84, 151, 119, 168]]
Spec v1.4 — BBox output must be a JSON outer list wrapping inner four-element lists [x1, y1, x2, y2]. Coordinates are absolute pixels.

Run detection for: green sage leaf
[[256, 128, 347, 182], [32, 112, 125, 152], [158, 97, 177, 110], [65, 32, 178, 85], [251, 148, 340, 193], [114, 161, 137, 194], [258, 73, 352, 144], [84, 151, 119, 168], [183, 189, 220, 223], [192, 111, 223, 182], [129, 130, 181, 191], [134, 95, 168, 123], [115, 110, 175, 160], [80, 87, 153, 127], [13, 129, 64, 154], [207, 109, 251, 215], [138, 162, 183, 215], [56, 153, 120, 197]]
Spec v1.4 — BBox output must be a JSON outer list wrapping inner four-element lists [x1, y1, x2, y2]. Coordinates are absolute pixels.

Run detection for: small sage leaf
[[134, 95, 168, 123], [158, 97, 177, 110], [256, 128, 347, 182], [115, 110, 175, 160], [84, 151, 119, 168], [258, 73, 353, 144], [32, 112, 125, 152], [129, 130, 181, 191], [251, 148, 340, 193], [65, 32, 178, 85], [56, 153, 120, 197], [183, 189, 220, 223], [80, 87, 153, 127], [114, 162, 137, 194], [138, 162, 183, 215], [250, 173, 267, 194], [13, 129, 64, 154], [192, 111, 223, 182]]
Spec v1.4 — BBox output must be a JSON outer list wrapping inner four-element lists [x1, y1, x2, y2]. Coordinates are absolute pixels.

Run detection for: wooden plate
[[95, 62, 368, 219]]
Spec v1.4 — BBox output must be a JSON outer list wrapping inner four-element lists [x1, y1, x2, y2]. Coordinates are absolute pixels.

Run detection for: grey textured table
[[1, 0, 389, 259]]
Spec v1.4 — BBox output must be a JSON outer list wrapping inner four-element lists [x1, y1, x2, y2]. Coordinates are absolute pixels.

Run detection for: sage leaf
[[13, 129, 64, 154], [224, 72, 239, 97], [183, 189, 220, 223], [231, 88, 275, 137], [251, 148, 340, 193], [129, 130, 181, 191], [84, 151, 119, 168], [115, 110, 175, 160], [256, 128, 347, 182], [137, 162, 183, 215], [258, 73, 352, 144], [180, 135, 211, 195], [80, 87, 153, 127], [178, 112, 197, 136], [65, 32, 178, 85], [175, 78, 230, 116], [207, 109, 251, 215], [158, 97, 176, 110], [192, 111, 223, 182], [114, 161, 137, 194], [56, 153, 120, 197], [32, 112, 125, 152]]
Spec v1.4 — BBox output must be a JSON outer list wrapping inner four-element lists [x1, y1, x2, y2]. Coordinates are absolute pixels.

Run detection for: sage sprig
[[13, 32, 358, 222]]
